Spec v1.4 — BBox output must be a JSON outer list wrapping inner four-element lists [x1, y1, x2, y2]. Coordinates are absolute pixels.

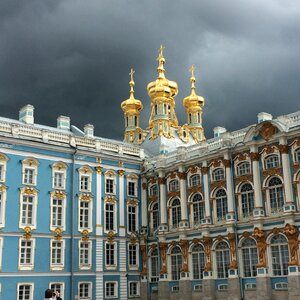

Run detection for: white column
[[141, 177, 148, 227], [119, 240, 127, 299], [250, 146, 265, 218], [96, 167, 103, 235], [202, 161, 211, 222], [158, 170, 168, 231], [279, 140, 295, 212], [178, 166, 188, 227], [118, 170, 125, 236], [224, 153, 235, 221]]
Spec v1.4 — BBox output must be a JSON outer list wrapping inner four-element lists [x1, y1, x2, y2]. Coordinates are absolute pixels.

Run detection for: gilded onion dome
[[121, 68, 143, 114]]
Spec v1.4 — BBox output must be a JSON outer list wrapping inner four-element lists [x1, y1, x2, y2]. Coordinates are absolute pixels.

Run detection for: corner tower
[[121, 68, 144, 144], [183, 65, 205, 142]]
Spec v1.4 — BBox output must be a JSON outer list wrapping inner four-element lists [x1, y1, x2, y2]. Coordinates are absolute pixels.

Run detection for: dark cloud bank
[[0, 0, 299, 140]]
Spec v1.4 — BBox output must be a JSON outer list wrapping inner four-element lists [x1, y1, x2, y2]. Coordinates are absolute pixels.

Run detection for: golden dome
[[147, 45, 178, 99], [121, 68, 143, 113], [183, 65, 204, 109]]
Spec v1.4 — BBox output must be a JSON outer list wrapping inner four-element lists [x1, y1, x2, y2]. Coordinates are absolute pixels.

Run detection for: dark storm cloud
[[0, 0, 300, 140]]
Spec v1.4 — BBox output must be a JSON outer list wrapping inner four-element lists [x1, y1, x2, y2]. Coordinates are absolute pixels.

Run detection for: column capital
[[177, 171, 187, 180], [279, 144, 289, 154], [158, 177, 166, 185], [201, 166, 209, 174], [222, 159, 231, 168], [250, 152, 260, 161]]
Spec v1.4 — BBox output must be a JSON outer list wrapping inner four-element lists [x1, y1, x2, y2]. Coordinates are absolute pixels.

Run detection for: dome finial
[[189, 64, 196, 95], [129, 67, 135, 99], [156, 44, 166, 79]]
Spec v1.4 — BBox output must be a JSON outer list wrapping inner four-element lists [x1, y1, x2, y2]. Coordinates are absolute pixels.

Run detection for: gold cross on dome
[[129, 68, 135, 81], [157, 44, 165, 60], [189, 64, 195, 78]]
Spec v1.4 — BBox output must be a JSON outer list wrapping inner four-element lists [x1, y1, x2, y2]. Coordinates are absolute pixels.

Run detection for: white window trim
[[128, 243, 139, 270], [127, 176, 138, 197], [17, 283, 34, 300], [22, 158, 38, 186], [18, 238, 35, 271], [188, 173, 201, 187], [105, 242, 117, 270], [50, 192, 67, 231], [104, 200, 117, 233], [49, 282, 65, 299], [128, 281, 140, 298], [78, 281, 92, 300], [19, 188, 38, 230], [0, 186, 7, 228], [211, 168, 225, 182], [52, 170, 66, 190], [0, 237, 3, 271], [78, 197, 93, 232], [235, 160, 251, 176], [0, 156, 7, 183], [105, 172, 117, 195], [78, 240, 92, 270], [79, 173, 92, 193], [50, 239, 65, 270], [105, 281, 118, 299]]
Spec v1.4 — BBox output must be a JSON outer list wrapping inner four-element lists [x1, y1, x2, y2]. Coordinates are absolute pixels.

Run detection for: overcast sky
[[0, 0, 299, 141]]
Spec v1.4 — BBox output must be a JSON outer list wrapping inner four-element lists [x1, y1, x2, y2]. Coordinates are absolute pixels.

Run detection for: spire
[[189, 64, 196, 96], [129, 68, 135, 99], [157, 44, 166, 79]]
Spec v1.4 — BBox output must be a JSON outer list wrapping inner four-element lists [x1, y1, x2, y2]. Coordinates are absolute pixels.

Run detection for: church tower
[[183, 65, 205, 142], [121, 68, 144, 144], [146, 45, 179, 140]]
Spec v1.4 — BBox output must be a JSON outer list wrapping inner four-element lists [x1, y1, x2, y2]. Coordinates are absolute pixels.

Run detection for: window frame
[[17, 283, 34, 300], [19, 188, 38, 230], [78, 197, 93, 232], [265, 154, 280, 169], [170, 246, 182, 281], [127, 204, 138, 233], [239, 183, 255, 219], [128, 281, 140, 298], [105, 172, 117, 195], [78, 281, 92, 300], [22, 158, 38, 186], [105, 242, 117, 270], [50, 192, 66, 231], [189, 174, 201, 187], [214, 188, 227, 223], [169, 179, 179, 192], [50, 239, 65, 270], [170, 198, 181, 229], [49, 282, 65, 299], [128, 243, 139, 269], [149, 248, 159, 282], [105, 281, 118, 299], [266, 176, 284, 214], [18, 238, 35, 271], [215, 241, 230, 279], [240, 238, 258, 277], [190, 193, 205, 226], [78, 240, 92, 270], [191, 243, 205, 280], [236, 161, 251, 176], [104, 201, 117, 233], [0, 154, 8, 183], [0, 185, 7, 228]]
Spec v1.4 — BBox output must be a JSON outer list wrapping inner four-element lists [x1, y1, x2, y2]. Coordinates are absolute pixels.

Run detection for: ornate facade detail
[[234, 175, 253, 185], [107, 231, 116, 244], [53, 190, 66, 199], [241, 231, 251, 238], [53, 227, 63, 241], [127, 198, 138, 206], [249, 152, 260, 161], [210, 180, 226, 191], [148, 177, 157, 184], [283, 223, 299, 266], [140, 244, 147, 276], [210, 159, 222, 168], [159, 242, 168, 274], [203, 236, 212, 271], [148, 195, 158, 203], [167, 191, 180, 199], [158, 177, 166, 185], [104, 196, 116, 203], [222, 159, 231, 168], [23, 226, 32, 240], [177, 172, 187, 180], [142, 182, 147, 190], [24, 187, 36, 195], [187, 186, 202, 196], [278, 144, 289, 154], [179, 239, 189, 272], [228, 233, 237, 269], [201, 166, 209, 174], [252, 227, 267, 268], [79, 193, 92, 201], [262, 167, 283, 178], [234, 153, 248, 161], [95, 166, 103, 174], [259, 122, 278, 141], [118, 169, 125, 176], [81, 230, 90, 241]]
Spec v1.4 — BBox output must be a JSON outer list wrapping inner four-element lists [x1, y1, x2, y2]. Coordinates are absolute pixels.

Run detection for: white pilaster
[[250, 146, 265, 218], [179, 165, 188, 228], [120, 273, 128, 300], [119, 171, 125, 236], [224, 153, 235, 222], [158, 170, 168, 231], [202, 161, 211, 223], [95, 239, 103, 300], [141, 177, 148, 227], [96, 168, 103, 235]]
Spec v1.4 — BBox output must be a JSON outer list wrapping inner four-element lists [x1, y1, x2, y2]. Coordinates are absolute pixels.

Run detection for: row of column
[[141, 139, 295, 230]]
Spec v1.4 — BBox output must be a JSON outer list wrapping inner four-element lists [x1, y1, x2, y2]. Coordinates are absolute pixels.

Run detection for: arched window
[[212, 168, 225, 181], [215, 189, 227, 222], [268, 177, 284, 213], [270, 235, 289, 276], [241, 238, 258, 277], [191, 194, 205, 225], [265, 154, 279, 169], [149, 184, 158, 196], [150, 248, 159, 282], [215, 241, 230, 278], [295, 148, 300, 163], [134, 116, 137, 126], [192, 244, 205, 279], [152, 203, 159, 232], [237, 162, 250, 176], [169, 180, 179, 192], [189, 174, 200, 187], [170, 246, 182, 281], [171, 199, 181, 228], [240, 183, 254, 218]]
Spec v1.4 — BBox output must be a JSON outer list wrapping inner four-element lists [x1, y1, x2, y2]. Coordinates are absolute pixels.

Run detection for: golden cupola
[[183, 65, 205, 142], [121, 68, 144, 144], [147, 45, 179, 139]]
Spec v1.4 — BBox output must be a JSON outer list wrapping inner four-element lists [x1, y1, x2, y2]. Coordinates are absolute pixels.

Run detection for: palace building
[[0, 46, 300, 300]]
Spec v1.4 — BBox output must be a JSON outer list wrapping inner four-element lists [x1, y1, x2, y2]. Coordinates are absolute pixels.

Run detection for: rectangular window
[[78, 282, 92, 300], [54, 172, 64, 189], [129, 244, 137, 266], [0, 192, 4, 226], [19, 239, 34, 269], [17, 284, 33, 300], [128, 181, 136, 197], [105, 203, 114, 231], [80, 175, 90, 192], [105, 282, 117, 298], [79, 201, 90, 230], [49, 283, 64, 299], [128, 206, 136, 232], [106, 243, 115, 266], [23, 168, 34, 185], [51, 240, 64, 268], [105, 179, 114, 194], [51, 198, 64, 229], [0, 165, 4, 182], [79, 241, 91, 269], [21, 195, 34, 226], [129, 282, 139, 297]]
